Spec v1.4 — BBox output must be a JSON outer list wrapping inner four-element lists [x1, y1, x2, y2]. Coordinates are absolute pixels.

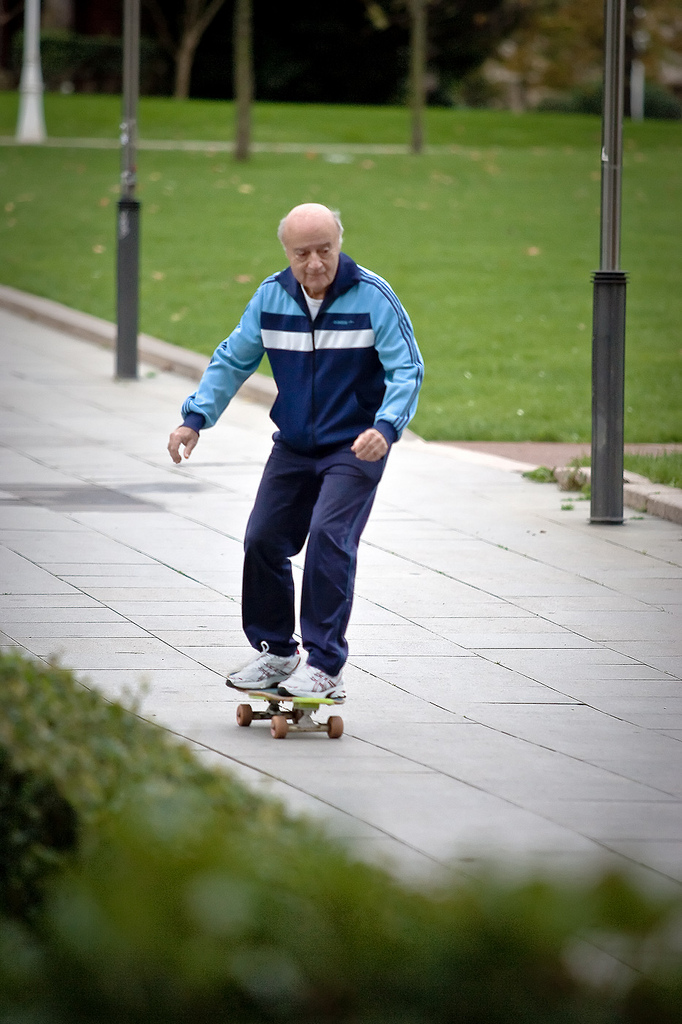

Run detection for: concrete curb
[[554, 465, 682, 527], [0, 283, 277, 407]]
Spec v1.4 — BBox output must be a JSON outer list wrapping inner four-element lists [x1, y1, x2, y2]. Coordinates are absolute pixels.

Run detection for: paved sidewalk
[[1, 306, 681, 889]]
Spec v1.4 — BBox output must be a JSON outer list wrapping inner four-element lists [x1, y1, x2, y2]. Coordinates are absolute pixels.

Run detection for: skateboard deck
[[226, 681, 344, 739]]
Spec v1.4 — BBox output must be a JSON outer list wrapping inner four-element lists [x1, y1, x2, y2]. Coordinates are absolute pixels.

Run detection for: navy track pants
[[242, 440, 387, 675]]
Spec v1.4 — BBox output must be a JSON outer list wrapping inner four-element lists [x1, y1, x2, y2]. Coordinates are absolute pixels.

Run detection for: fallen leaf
[[92, 244, 105, 254], [526, 246, 541, 256]]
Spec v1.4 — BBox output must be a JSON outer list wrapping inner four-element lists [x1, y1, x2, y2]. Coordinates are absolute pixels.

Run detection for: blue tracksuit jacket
[[181, 252, 423, 454]]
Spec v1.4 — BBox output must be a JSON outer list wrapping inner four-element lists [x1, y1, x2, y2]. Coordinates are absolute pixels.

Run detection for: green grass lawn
[[1, 93, 680, 442], [623, 450, 682, 488]]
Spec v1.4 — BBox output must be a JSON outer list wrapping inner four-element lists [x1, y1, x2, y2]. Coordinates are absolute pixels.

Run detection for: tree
[[488, 0, 682, 110], [0, 0, 23, 85], [381, 0, 528, 100], [143, 0, 228, 99], [0, 0, 23, 27], [409, 0, 427, 152], [174, 0, 527, 105], [233, 0, 252, 161]]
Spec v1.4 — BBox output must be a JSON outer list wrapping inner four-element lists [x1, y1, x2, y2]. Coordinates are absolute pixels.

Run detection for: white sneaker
[[227, 643, 300, 690], [278, 662, 346, 701]]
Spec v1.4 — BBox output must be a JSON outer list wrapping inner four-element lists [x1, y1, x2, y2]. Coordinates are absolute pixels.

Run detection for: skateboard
[[226, 682, 344, 739]]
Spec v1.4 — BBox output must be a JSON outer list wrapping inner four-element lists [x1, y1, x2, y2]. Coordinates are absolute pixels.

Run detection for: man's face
[[282, 211, 341, 300]]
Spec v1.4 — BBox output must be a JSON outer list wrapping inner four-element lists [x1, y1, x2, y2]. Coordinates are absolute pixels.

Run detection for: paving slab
[[1, 305, 681, 889]]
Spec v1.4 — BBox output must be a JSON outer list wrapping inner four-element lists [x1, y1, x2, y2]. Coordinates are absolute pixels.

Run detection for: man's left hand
[[351, 428, 389, 462]]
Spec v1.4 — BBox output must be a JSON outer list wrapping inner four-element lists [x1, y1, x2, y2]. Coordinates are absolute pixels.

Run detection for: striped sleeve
[[359, 269, 424, 439], [181, 284, 269, 428]]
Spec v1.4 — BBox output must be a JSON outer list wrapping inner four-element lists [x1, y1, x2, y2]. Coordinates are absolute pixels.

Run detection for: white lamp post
[[16, 0, 46, 143]]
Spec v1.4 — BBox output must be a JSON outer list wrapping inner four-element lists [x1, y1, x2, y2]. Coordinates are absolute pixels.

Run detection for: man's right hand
[[168, 425, 199, 464]]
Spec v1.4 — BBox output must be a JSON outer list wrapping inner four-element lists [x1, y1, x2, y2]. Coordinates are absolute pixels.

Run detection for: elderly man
[[168, 203, 423, 699]]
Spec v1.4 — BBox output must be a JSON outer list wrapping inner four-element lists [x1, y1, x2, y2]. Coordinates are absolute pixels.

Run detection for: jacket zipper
[[310, 318, 317, 449]]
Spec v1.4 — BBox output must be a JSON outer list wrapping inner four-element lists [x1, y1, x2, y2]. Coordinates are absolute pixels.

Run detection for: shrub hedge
[[1, 649, 681, 1023], [11, 31, 169, 94], [538, 82, 682, 120]]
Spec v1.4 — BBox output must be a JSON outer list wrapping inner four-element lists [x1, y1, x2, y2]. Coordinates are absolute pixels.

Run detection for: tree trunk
[[174, 34, 199, 99], [409, 0, 427, 154], [233, 0, 253, 161]]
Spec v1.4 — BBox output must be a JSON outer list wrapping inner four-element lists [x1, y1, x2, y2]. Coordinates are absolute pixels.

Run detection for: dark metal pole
[[590, 0, 627, 524], [116, 0, 140, 379]]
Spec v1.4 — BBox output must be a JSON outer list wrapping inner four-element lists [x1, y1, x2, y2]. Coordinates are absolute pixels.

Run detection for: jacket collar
[[274, 252, 362, 319]]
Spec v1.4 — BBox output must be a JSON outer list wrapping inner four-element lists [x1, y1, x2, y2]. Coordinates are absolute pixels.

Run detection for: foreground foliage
[[1, 650, 682, 1022]]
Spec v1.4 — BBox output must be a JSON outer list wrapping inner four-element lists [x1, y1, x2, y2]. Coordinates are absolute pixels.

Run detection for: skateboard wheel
[[271, 715, 289, 739], [236, 704, 253, 727], [327, 715, 343, 739]]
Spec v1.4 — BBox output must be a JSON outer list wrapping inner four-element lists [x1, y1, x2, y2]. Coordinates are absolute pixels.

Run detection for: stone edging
[[0, 283, 277, 406], [554, 466, 682, 526]]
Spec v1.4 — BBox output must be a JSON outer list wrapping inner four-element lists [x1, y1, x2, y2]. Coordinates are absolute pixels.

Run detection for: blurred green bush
[[538, 82, 681, 120], [1, 649, 681, 1023], [11, 31, 169, 94]]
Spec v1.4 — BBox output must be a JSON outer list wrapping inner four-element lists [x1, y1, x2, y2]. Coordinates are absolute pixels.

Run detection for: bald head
[[278, 204, 343, 247], [278, 204, 343, 300]]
